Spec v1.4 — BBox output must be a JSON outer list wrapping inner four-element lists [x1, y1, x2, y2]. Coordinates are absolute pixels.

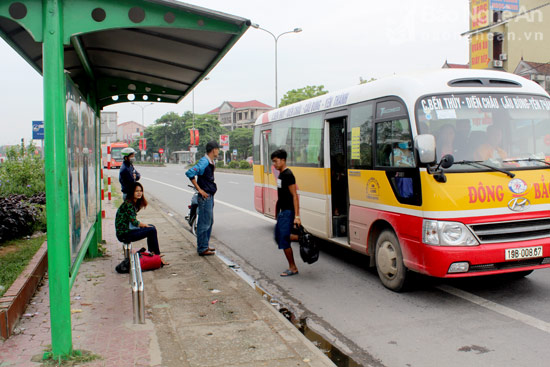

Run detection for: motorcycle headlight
[[422, 220, 478, 246]]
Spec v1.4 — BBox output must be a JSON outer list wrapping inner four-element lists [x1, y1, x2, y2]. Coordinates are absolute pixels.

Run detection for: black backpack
[[297, 226, 319, 264]]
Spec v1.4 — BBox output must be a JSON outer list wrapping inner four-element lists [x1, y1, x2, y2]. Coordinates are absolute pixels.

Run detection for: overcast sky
[[0, 0, 469, 146]]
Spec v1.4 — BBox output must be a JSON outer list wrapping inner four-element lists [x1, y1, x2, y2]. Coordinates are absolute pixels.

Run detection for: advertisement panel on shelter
[[66, 78, 98, 265]]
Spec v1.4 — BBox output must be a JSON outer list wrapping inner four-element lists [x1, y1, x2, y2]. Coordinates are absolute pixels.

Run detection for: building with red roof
[[514, 60, 550, 94], [117, 120, 146, 143], [206, 100, 273, 130], [442, 60, 469, 69]]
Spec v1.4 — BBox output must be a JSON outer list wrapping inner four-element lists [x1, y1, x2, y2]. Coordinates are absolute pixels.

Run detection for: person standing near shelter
[[185, 141, 219, 256], [271, 149, 301, 277], [119, 147, 141, 200]]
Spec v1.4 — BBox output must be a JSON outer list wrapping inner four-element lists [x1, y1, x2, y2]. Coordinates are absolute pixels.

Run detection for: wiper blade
[[503, 158, 550, 166], [453, 160, 515, 178]]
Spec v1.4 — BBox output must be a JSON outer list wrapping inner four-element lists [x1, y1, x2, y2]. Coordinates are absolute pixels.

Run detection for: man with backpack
[[271, 149, 301, 277]]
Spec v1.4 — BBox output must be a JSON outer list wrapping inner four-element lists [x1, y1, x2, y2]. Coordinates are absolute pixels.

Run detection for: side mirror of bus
[[414, 134, 436, 164]]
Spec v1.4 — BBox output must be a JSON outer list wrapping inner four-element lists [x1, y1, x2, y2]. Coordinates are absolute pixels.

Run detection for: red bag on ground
[[138, 249, 162, 271]]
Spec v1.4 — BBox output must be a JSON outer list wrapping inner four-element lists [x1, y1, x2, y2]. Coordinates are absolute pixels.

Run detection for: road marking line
[[141, 176, 275, 224], [437, 284, 550, 334]]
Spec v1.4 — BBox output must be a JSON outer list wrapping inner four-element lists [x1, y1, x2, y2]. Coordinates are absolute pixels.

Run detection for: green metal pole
[[87, 101, 100, 259], [43, 0, 73, 358]]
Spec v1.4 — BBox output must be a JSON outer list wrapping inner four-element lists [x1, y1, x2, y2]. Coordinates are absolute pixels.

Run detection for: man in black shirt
[[271, 149, 301, 276]]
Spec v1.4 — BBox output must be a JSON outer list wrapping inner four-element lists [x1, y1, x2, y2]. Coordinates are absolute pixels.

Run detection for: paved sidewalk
[[0, 184, 335, 367]]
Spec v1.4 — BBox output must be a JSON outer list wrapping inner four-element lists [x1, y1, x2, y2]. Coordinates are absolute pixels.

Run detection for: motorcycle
[[185, 185, 199, 236]]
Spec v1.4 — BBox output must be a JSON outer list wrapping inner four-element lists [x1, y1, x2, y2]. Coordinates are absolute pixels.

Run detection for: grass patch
[[0, 234, 47, 297], [112, 188, 122, 208], [35, 347, 102, 366], [103, 175, 123, 208]]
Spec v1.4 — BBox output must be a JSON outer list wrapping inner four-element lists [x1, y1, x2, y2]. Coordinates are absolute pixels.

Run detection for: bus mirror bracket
[[430, 154, 454, 183]]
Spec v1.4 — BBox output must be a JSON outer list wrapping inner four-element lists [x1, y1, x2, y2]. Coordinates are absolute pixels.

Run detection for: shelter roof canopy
[[0, 0, 250, 108]]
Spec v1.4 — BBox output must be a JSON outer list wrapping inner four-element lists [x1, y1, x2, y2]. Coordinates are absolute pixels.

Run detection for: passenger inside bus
[[474, 125, 508, 161], [391, 141, 415, 167], [435, 124, 455, 159]]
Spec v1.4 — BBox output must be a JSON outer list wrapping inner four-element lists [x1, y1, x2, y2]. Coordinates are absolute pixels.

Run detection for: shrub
[[0, 144, 45, 197], [0, 195, 45, 242], [239, 160, 250, 169], [228, 161, 239, 169], [215, 160, 225, 168]]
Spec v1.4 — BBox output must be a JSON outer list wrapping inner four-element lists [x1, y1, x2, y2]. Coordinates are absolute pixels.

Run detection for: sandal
[[280, 269, 299, 277]]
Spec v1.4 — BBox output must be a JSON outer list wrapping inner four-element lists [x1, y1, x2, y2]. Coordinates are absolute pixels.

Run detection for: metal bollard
[[123, 242, 132, 259], [130, 253, 139, 324], [135, 252, 145, 324]]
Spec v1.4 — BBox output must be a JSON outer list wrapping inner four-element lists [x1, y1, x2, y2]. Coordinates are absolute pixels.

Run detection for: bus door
[[327, 116, 349, 238], [260, 129, 276, 217]]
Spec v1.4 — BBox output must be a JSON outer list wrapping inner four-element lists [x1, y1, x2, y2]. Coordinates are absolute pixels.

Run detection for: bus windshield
[[416, 93, 550, 171], [111, 147, 123, 161]]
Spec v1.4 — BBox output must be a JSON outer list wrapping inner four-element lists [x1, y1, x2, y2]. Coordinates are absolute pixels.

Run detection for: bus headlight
[[422, 220, 479, 246]]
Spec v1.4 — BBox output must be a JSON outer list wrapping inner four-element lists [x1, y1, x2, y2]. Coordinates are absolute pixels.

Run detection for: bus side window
[[292, 114, 324, 167], [253, 127, 261, 165], [271, 121, 292, 164], [261, 130, 271, 173], [375, 119, 415, 168], [349, 102, 374, 168]]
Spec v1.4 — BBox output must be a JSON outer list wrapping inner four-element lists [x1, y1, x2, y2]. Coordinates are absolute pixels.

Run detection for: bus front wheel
[[375, 230, 408, 291]]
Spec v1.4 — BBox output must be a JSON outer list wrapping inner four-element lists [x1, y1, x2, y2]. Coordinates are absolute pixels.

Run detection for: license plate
[[505, 246, 543, 261]]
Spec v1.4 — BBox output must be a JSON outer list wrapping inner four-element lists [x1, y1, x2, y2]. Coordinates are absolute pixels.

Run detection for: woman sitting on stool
[[115, 182, 168, 265]]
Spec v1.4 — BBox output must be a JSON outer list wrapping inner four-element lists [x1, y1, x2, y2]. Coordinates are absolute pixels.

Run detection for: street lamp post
[[251, 24, 302, 108], [131, 102, 154, 126], [131, 102, 153, 161]]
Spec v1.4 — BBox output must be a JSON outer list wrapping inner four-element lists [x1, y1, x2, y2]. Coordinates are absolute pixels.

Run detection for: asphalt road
[[111, 164, 550, 367]]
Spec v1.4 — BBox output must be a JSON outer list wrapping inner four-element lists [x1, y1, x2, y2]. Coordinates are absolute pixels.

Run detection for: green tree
[[279, 85, 328, 107], [229, 128, 253, 160], [142, 111, 227, 160], [0, 144, 45, 197]]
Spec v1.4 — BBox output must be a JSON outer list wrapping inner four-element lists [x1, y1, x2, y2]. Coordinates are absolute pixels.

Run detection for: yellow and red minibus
[[253, 69, 550, 291]]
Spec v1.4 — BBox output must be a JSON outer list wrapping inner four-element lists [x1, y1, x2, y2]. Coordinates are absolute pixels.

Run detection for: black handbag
[[115, 257, 130, 274], [297, 225, 319, 264]]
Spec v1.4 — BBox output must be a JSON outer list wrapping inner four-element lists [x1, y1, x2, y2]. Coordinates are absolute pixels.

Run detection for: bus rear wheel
[[375, 230, 408, 291]]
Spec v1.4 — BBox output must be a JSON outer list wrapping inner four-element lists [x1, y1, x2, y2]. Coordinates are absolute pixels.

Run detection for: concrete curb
[[0, 240, 48, 339]]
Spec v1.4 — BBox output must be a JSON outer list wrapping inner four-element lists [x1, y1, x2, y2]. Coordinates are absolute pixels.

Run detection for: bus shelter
[[0, 0, 249, 358]]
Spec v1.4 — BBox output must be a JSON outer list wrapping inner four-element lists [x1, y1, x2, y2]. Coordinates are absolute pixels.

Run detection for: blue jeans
[[197, 195, 214, 253]]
